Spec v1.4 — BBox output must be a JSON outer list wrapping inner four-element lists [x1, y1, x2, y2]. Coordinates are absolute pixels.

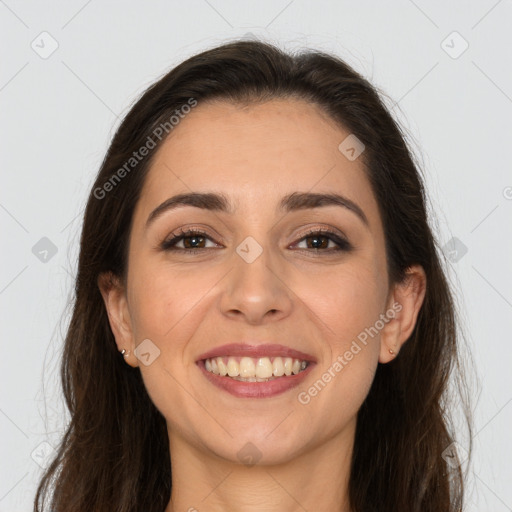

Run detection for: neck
[[164, 419, 355, 512]]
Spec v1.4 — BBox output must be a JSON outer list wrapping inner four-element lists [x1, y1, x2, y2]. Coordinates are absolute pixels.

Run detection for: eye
[[160, 227, 353, 254], [160, 228, 220, 252], [292, 229, 353, 253]]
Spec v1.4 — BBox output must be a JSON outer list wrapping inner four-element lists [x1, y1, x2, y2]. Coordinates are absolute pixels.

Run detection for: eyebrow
[[145, 191, 369, 228]]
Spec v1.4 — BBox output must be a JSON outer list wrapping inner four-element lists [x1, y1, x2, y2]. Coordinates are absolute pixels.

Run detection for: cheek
[[300, 261, 387, 351], [127, 260, 223, 342], [125, 263, 214, 422], [296, 271, 382, 434]]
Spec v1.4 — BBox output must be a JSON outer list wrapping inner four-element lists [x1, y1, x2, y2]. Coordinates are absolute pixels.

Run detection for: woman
[[34, 40, 472, 511]]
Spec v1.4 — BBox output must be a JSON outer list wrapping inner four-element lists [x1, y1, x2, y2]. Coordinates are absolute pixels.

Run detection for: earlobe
[[379, 265, 427, 364], [97, 272, 139, 368]]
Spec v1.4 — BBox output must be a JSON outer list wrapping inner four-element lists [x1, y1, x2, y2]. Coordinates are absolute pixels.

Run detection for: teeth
[[284, 357, 293, 376], [203, 356, 309, 380], [217, 357, 228, 376], [240, 357, 255, 378], [255, 357, 273, 378], [272, 357, 285, 376], [227, 358, 239, 377]]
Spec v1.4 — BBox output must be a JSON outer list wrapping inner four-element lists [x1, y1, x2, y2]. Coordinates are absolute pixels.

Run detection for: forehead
[[135, 98, 381, 228]]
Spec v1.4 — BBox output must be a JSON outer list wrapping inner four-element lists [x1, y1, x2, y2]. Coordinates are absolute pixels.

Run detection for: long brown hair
[[34, 40, 473, 512]]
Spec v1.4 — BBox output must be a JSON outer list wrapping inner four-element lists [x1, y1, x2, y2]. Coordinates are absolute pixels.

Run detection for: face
[[103, 98, 415, 466]]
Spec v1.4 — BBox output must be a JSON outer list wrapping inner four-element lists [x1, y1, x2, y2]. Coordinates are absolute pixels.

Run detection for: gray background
[[1, 1, 511, 510]]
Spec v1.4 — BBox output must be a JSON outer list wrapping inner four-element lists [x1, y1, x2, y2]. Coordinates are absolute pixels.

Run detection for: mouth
[[196, 343, 316, 398], [203, 355, 309, 381]]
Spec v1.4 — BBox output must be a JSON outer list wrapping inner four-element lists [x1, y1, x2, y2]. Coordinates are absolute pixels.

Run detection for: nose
[[219, 243, 293, 325]]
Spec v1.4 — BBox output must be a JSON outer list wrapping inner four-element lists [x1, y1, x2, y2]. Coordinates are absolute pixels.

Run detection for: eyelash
[[160, 227, 353, 255]]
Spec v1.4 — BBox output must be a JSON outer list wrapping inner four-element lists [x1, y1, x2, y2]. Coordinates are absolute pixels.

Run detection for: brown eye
[[161, 230, 219, 251], [293, 230, 352, 252]]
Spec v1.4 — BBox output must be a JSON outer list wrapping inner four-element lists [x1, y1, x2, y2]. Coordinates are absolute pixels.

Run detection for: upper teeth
[[204, 356, 308, 379]]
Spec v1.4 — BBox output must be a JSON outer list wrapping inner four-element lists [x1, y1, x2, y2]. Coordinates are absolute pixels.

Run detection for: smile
[[204, 356, 309, 382]]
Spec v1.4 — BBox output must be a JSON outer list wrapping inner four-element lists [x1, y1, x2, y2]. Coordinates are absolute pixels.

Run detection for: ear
[[97, 271, 139, 368], [379, 264, 427, 363]]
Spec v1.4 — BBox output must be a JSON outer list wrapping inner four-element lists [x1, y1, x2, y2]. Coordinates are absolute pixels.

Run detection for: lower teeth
[[223, 371, 305, 382], [230, 376, 277, 382]]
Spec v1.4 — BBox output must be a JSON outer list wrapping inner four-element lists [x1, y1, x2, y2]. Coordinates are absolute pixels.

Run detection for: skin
[[99, 98, 426, 512]]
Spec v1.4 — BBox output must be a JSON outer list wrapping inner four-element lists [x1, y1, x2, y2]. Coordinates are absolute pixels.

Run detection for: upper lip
[[196, 343, 317, 363]]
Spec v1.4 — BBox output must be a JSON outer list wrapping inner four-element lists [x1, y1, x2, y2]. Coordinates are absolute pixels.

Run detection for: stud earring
[[121, 349, 130, 358], [389, 348, 395, 355]]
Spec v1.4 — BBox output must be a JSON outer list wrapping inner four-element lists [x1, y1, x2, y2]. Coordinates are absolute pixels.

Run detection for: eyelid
[[160, 226, 222, 251], [288, 222, 349, 241], [290, 226, 353, 252], [292, 225, 347, 241]]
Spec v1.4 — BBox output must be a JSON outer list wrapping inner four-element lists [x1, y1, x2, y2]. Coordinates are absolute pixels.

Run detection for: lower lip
[[197, 360, 315, 398]]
